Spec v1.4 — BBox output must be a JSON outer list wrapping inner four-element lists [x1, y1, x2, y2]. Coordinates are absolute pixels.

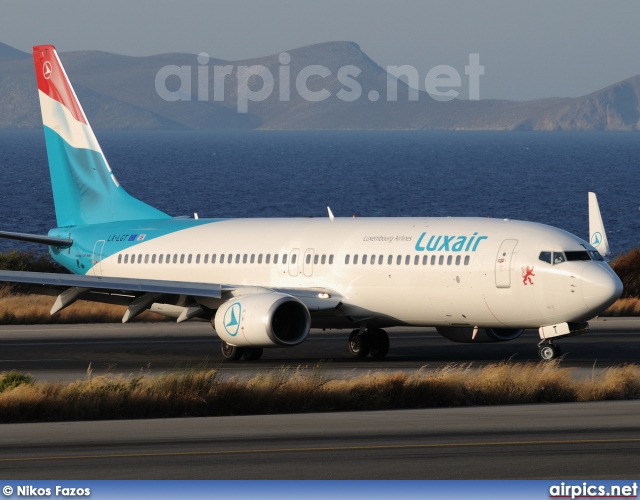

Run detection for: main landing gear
[[220, 341, 263, 361], [537, 340, 562, 361], [348, 328, 390, 359]]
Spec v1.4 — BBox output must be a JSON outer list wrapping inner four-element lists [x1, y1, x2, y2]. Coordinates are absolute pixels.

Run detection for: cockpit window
[[588, 251, 604, 261], [553, 252, 566, 264], [565, 251, 591, 261], [538, 251, 551, 264]]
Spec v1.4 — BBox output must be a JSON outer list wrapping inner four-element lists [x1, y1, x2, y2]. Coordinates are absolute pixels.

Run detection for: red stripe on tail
[[33, 45, 87, 125]]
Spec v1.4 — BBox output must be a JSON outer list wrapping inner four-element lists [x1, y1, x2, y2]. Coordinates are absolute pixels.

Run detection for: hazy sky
[[2, 0, 639, 100]]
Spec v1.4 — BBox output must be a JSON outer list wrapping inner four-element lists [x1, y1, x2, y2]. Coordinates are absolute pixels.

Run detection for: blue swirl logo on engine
[[223, 303, 242, 336]]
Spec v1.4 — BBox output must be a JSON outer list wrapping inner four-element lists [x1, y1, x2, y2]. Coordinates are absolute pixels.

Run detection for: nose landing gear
[[538, 340, 562, 361]]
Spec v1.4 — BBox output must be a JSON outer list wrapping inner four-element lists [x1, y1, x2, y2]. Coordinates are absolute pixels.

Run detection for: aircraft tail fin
[[32, 45, 170, 228], [588, 192, 610, 258]]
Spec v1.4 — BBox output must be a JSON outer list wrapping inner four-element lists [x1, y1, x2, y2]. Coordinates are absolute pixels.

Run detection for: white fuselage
[[78, 216, 620, 329]]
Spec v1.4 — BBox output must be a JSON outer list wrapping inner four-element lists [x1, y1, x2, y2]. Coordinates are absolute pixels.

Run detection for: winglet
[[588, 192, 611, 258]]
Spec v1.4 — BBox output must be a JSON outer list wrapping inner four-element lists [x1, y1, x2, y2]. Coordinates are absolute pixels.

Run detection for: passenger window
[[414, 255, 419, 265], [539, 251, 551, 264], [464, 255, 470, 265], [228, 254, 232, 263], [187, 254, 192, 264], [378, 255, 383, 265], [274, 254, 279, 264], [388, 255, 393, 265], [314, 255, 319, 264], [151, 254, 156, 264], [291, 254, 297, 264], [131, 254, 135, 263], [124, 255, 128, 264], [431, 255, 436, 265], [439, 255, 444, 265], [397, 255, 402, 265], [180, 254, 185, 264], [204, 254, 209, 264], [422, 255, 428, 265], [329, 255, 334, 265], [220, 254, 225, 264], [258, 254, 263, 264], [173, 254, 178, 264], [138, 254, 143, 264], [266, 254, 271, 264], [306, 254, 311, 264], [455, 255, 461, 265], [195, 254, 200, 264], [235, 254, 241, 264], [282, 254, 287, 264], [362, 255, 367, 265], [447, 255, 452, 265], [405, 255, 410, 265], [321, 255, 326, 265], [553, 252, 565, 264], [345, 255, 350, 265], [144, 254, 149, 264], [243, 254, 248, 264], [250, 254, 255, 264], [353, 255, 359, 265], [118, 255, 122, 264]]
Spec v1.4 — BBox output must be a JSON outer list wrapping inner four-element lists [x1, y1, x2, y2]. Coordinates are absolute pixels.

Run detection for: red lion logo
[[521, 265, 535, 285]]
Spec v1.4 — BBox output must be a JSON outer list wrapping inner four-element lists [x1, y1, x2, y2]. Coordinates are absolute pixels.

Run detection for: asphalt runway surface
[[1, 401, 639, 479], [0, 318, 638, 479], [0, 318, 638, 380]]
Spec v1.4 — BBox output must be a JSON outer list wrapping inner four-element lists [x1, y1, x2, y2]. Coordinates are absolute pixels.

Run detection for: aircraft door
[[91, 240, 105, 277], [495, 239, 518, 288], [289, 248, 300, 277], [303, 249, 315, 277]]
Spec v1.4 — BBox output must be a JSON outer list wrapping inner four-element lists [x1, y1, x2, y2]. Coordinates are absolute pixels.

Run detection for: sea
[[0, 130, 638, 256]]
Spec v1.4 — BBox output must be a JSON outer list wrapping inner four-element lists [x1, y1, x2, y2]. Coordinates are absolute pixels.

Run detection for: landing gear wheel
[[221, 341, 244, 361], [348, 329, 370, 358], [538, 343, 562, 361], [368, 328, 390, 358], [242, 347, 264, 361]]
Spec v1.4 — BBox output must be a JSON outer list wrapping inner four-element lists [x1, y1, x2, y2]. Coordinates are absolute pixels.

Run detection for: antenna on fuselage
[[588, 192, 611, 258], [327, 206, 335, 222]]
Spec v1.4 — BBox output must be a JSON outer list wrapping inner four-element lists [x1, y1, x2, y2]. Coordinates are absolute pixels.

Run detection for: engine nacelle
[[214, 292, 311, 348], [436, 326, 524, 343]]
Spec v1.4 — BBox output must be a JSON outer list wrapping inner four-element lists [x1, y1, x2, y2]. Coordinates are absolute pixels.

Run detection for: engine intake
[[436, 326, 524, 343], [214, 292, 311, 348]]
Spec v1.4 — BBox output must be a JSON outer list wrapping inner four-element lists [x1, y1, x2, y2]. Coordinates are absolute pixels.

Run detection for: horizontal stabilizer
[[0, 231, 72, 247]]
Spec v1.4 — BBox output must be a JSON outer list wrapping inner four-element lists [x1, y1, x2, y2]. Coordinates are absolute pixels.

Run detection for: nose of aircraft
[[582, 264, 623, 312]]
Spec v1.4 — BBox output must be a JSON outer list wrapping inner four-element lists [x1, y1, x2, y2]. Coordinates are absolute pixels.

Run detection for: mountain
[[0, 41, 638, 131]]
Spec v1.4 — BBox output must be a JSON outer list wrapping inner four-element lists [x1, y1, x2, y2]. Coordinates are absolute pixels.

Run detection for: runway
[[0, 319, 638, 479], [0, 317, 637, 381], [1, 401, 639, 479]]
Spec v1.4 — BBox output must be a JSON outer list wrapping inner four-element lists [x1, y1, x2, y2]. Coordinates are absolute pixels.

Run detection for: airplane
[[0, 45, 623, 362]]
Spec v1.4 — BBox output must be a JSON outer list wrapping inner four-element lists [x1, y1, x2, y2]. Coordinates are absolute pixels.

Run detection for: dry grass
[[601, 298, 640, 316], [0, 287, 167, 324], [1, 362, 638, 423]]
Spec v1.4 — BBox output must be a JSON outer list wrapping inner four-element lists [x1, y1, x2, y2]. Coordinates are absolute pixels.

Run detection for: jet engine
[[214, 292, 311, 347], [436, 326, 524, 343]]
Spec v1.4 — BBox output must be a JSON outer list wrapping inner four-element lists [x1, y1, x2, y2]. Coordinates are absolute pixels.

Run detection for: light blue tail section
[[43, 126, 170, 227]]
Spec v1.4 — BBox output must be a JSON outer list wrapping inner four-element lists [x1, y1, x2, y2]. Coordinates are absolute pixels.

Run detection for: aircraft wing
[[0, 270, 342, 322]]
